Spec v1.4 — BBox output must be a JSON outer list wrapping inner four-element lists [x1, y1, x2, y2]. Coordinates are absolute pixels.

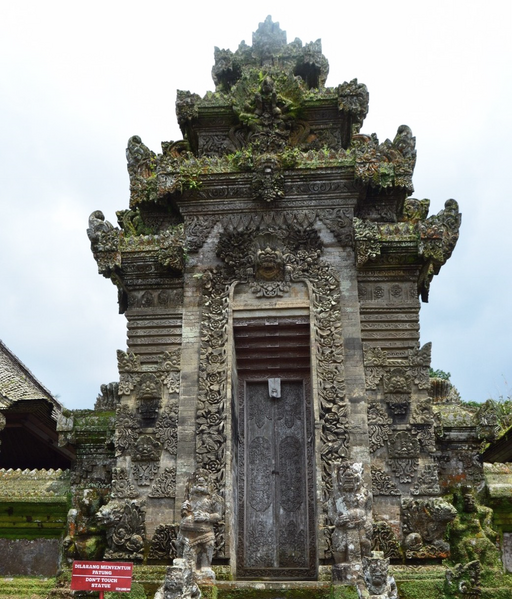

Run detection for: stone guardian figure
[[179, 469, 224, 582], [328, 461, 372, 584]]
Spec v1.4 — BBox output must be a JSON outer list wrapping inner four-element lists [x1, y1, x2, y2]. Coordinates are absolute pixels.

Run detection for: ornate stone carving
[[132, 435, 162, 462], [126, 135, 157, 206], [136, 373, 162, 419], [199, 222, 346, 557], [114, 405, 139, 456], [111, 467, 138, 499], [418, 199, 461, 300], [388, 431, 420, 483], [371, 466, 400, 496], [132, 462, 160, 487], [185, 215, 218, 252], [251, 156, 284, 202], [372, 522, 402, 560], [87, 211, 121, 275], [385, 394, 411, 416], [368, 403, 392, 453], [95, 382, 120, 411], [179, 469, 224, 582], [157, 349, 181, 393], [117, 350, 141, 396], [155, 403, 179, 455], [414, 425, 437, 454], [149, 467, 177, 498], [97, 499, 146, 561], [154, 560, 200, 599], [337, 79, 369, 132], [411, 398, 434, 424], [402, 497, 457, 559], [412, 464, 440, 496], [318, 208, 353, 246], [149, 524, 179, 561], [363, 343, 432, 393], [383, 368, 411, 394], [352, 126, 416, 193], [354, 218, 381, 267], [476, 400, 500, 441]]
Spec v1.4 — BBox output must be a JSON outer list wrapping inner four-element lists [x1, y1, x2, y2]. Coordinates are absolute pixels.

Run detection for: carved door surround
[[196, 225, 347, 567]]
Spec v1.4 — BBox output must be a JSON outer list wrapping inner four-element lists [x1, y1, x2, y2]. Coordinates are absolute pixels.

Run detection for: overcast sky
[[1, 1, 511, 409]]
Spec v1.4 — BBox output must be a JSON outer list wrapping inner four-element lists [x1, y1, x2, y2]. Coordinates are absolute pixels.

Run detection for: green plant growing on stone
[[430, 368, 451, 380]]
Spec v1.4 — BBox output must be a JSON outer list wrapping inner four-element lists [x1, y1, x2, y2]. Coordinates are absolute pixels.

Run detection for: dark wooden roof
[[0, 340, 74, 469], [482, 426, 512, 463]]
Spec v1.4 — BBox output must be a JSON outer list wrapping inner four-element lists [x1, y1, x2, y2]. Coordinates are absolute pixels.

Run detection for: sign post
[[71, 561, 133, 598]]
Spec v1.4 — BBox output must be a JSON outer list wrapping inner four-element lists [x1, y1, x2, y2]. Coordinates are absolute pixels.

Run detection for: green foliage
[[430, 368, 451, 380], [395, 579, 444, 599], [0, 576, 56, 599], [106, 581, 147, 599]]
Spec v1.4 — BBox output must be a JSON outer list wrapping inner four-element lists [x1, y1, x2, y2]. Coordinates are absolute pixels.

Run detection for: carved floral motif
[[368, 403, 392, 453], [111, 467, 138, 499], [149, 467, 177, 498], [371, 466, 400, 496], [97, 499, 146, 561], [155, 404, 179, 455], [372, 522, 402, 560], [114, 406, 139, 456], [149, 524, 179, 561]]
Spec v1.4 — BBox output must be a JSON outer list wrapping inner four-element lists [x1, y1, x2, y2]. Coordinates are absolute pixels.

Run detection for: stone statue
[[361, 553, 398, 599], [154, 560, 201, 599], [329, 462, 372, 583], [179, 469, 223, 582]]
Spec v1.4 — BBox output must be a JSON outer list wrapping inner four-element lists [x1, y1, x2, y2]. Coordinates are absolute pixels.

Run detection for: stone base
[[332, 562, 363, 586], [0, 538, 60, 576]]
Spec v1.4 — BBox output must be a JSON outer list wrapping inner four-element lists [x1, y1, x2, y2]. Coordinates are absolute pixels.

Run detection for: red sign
[[71, 561, 133, 593]]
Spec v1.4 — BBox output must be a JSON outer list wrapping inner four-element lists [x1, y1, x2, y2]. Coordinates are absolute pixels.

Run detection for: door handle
[[272, 470, 280, 475]]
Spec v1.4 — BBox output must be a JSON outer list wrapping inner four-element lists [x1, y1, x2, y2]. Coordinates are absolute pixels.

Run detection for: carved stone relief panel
[[97, 499, 146, 561], [372, 521, 402, 560], [368, 402, 392, 453], [136, 373, 162, 419], [148, 524, 179, 561], [111, 467, 138, 499], [185, 215, 219, 252], [149, 467, 177, 498], [114, 406, 139, 456], [371, 465, 400, 496], [401, 497, 457, 559], [388, 430, 420, 484], [155, 403, 179, 455], [412, 464, 440, 496]]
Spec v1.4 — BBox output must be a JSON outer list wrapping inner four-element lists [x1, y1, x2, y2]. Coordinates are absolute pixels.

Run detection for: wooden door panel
[[238, 379, 316, 579]]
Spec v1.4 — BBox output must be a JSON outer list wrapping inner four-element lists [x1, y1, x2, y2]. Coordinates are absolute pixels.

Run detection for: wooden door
[[237, 379, 316, 579]]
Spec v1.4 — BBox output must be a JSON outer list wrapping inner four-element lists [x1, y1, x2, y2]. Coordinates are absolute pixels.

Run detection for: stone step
[[210, 581, 357, 599]]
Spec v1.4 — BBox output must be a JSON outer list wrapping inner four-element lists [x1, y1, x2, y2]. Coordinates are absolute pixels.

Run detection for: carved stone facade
[[83, 15, 468, 592]]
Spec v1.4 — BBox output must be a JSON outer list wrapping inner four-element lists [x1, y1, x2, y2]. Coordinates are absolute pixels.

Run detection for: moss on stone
[[105, 581, 147, 599], [395, 579, 444, 599], [0, 576, 56, 599]]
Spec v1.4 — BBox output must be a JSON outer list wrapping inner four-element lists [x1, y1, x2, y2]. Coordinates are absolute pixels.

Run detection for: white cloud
[[1, 1, 511, 407]]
